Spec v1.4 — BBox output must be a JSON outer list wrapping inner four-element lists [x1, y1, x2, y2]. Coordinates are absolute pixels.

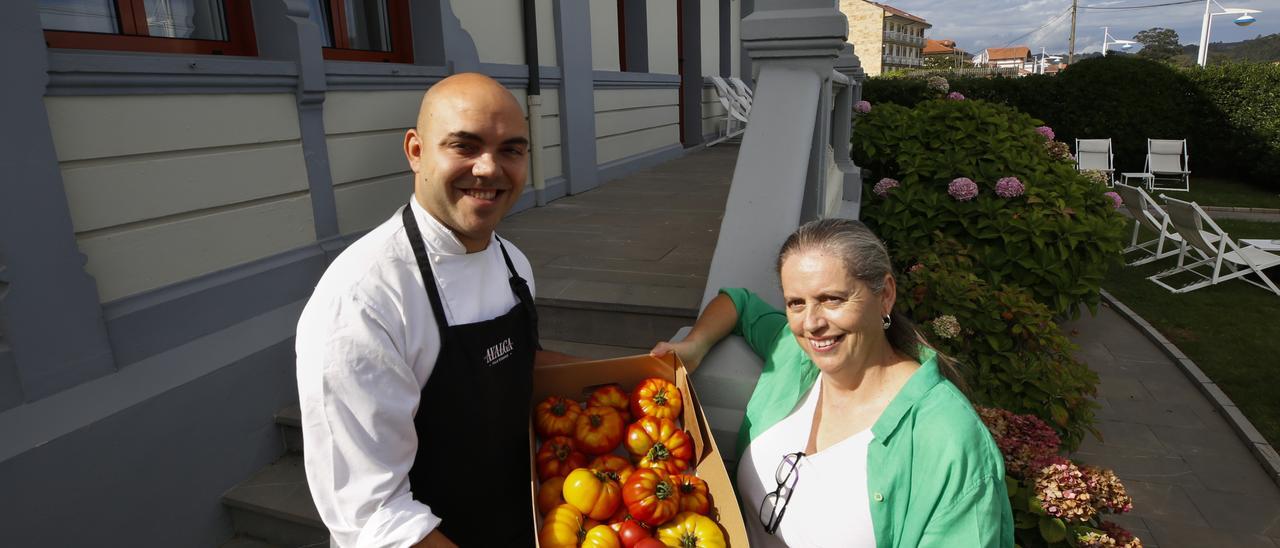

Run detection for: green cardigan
[[721, 288, 1014, 548]]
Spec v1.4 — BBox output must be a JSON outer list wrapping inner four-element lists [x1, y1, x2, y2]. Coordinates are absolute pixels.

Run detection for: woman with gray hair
[[651, 218, 1012, 547]]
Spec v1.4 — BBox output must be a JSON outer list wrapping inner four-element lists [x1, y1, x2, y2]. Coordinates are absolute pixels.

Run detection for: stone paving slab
[[1064, 303, 1280, 545]]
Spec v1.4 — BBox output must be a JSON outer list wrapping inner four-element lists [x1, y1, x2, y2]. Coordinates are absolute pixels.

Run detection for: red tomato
[[588, 384, 632, 422], [630, 378, 682, 421], [625, 416, 694, 476], [622, 468, 681, 527], [574, 406, 626, 455], [537, 436, 589, 481], [633, 538, 666, 548], [614, 519, 652, 548], [672, 474, 711, 515], [535, 396, 582, 438]]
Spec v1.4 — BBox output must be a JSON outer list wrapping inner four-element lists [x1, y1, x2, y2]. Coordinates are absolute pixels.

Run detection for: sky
[[885, 0, 1278, 57]]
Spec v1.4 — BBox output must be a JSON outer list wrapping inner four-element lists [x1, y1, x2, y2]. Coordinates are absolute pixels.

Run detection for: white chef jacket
[[296, 197, 535, 548]]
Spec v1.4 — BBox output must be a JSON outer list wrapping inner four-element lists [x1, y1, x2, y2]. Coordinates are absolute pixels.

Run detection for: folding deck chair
[[1145, 139, 1191, 192], [1148, 195, 1280, 295], [728, 77, 754, 106], [1111, 182, 1217, 266], [1075, 138, 1115, 186], [707, 76, 750, 146]]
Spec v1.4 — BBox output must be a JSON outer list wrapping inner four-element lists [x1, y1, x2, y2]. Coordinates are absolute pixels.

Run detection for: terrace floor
[[507, 143, 1280, 547]]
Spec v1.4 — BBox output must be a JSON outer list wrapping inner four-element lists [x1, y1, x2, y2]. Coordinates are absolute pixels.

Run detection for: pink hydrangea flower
[[946, 91, 966, 101], [1036, 125, 1055, 140], [873, 177, 899, 197], [1104, 191, 1123, 209], [908, 263, 925, 273], [977, 406, 1062, 476], [1035, 459, 1098, 522], [995, 176, 1025, 198], [948, 177, 979, 201], [1082, 466, 1134, 514], [854, 100, 872, 114]]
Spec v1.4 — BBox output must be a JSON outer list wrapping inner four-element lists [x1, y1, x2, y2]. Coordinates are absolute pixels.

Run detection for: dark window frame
[[42, 0, 257, 56], [320, 0, 413, 64]]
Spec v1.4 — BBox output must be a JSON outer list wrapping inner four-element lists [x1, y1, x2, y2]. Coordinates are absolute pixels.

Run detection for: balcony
[[882, 54, 923, 67], [883, 30, 925, 47]]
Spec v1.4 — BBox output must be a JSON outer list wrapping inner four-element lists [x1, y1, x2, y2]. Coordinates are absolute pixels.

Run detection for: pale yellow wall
[[591, 0, 621, 71], [44, 93, 313, 303], [840, 0, 885, 76], [700, 85, 728, 138], [648, 0, 678, 74], [700, 0, 718, 77], [593, 88, 680, 165], [452, 0, 525, 65]]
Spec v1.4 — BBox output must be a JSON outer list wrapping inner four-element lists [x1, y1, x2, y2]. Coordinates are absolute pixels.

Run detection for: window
[[307, 0, 412, 63], [39, 0, 256, 55]]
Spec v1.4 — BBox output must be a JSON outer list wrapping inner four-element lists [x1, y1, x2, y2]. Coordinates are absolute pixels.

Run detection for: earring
[[882, 314, 892, 330]]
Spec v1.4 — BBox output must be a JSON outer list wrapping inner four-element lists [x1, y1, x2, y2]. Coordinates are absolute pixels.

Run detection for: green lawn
[[1176, 177, 1280, 210], [1103, 218, 1280, 447]]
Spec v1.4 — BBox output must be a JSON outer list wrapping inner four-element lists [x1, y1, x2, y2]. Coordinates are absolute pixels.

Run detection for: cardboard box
[[530, 353, 749, 547]]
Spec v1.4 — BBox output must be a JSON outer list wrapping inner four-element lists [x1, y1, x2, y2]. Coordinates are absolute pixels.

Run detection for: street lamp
[[1102, 27, 1138, 56], [1197, 0, 1262, 67]]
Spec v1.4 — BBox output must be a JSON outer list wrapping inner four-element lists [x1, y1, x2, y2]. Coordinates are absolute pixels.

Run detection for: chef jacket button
[[873, 492, 884, 502]]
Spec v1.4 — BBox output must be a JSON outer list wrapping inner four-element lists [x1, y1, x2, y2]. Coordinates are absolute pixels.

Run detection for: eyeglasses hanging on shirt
[[759, 451, 805, 535]]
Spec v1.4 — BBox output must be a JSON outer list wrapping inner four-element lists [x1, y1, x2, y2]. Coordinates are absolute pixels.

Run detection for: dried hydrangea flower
[[931, 315, 961, 339], [873, 177, 899, 197], [948, 177, 979, 201]]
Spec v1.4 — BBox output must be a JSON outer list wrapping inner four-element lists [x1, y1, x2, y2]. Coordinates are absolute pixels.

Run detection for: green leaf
[[1039, 516, 1067, 544]]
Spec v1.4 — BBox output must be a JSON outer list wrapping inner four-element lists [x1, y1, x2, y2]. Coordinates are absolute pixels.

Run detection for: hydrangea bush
[[978, 407, 1142, 548]]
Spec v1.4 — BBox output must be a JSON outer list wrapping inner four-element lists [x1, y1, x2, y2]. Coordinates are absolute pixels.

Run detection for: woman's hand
[[649, 339, 711, 372], [648, 294, 739, 374]]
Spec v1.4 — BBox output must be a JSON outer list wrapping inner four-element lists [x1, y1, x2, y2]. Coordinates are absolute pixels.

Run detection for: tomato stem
[[655, 479, 674, 500], [654, 389, 668, 406], [681, 532, 700, 548], [589, 414, 603, 428], [552, 399, 568, 416], [649, 442, 670, 462]]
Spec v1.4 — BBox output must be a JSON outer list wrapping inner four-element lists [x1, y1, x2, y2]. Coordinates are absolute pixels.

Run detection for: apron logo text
[[484, 338, 514, 366]]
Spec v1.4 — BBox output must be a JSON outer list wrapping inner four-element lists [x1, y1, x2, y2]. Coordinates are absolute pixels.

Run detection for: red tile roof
[[924, 39, 958, 55], [871, 2, 930, 26]]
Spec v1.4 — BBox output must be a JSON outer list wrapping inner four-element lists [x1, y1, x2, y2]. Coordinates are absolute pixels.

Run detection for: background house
[[974, 45, 1033, 75], [923, 38, 970, 68], [840, 0, 930, 75], [0, 0, 751, 544]]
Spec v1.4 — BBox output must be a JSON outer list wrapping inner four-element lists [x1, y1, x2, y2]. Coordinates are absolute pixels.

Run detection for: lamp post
[[1197, 0, 1262, 67], [1102, 27, 1137, 56]]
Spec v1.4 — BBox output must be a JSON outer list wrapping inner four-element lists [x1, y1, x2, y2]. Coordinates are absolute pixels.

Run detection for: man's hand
[[412, 529, 458, 548]]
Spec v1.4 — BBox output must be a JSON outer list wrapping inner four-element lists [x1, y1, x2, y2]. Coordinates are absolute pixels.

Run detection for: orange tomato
[[629, 378, 682, 421], [575, 406, 626, 455], [564, 468, 623, 521], [588, 384, 632, 422], [537, 435, 589, 481], [536, 396, 583, 438], [621, 468, 681, 527], [538, 476, 568, 516], [671, 474, 711, 515], [625, 416, 694, 476], [590, 454, 636, 485]]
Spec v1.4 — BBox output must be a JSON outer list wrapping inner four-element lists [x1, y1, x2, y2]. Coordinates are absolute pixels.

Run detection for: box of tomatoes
[[528, 352, 748, 548]]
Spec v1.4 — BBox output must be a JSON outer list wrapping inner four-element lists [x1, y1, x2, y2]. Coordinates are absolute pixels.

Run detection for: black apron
[[402, 204, 539, 547]]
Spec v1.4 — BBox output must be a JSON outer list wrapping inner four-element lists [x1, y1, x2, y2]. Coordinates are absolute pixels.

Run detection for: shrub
[[853, 98, 1128, 316], [901, 242, 1099, 450]]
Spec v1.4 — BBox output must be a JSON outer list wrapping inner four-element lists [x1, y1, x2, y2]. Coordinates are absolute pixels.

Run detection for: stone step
[[276, 405, 302, 455], [219, 536, 284, 548], [536, 297, 697, 350], [221, 454, 329, 548]]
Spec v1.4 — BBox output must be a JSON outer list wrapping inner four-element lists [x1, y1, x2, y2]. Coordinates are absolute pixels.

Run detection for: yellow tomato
[[540, 504, 594, 548], [564, 468, 623, 520], [655, 512, 726, 548], [581, 524, 622, 548]]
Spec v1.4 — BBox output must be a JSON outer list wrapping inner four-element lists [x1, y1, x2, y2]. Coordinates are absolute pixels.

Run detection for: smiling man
[[296, 73, 575, 548]]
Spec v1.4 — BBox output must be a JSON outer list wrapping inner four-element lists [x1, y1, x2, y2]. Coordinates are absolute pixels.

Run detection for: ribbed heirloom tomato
[[574, 406, 625, 455], [612, 519, 652, 548], [671, 474, 711, 515], [581, 524, 622, 548], [538, 476, 568, 516], [622, 468, 681, 527], [625, 416, 694, 475], [588, 384, 632, 422], [630, 378, 682, 421], [537, 436, 589, 481], [656, 512, 726, 548], [564, 468, 623, 520], [536, 396, 583, 438], [589, 454, 636, 484], [540, 504, 602, 548]]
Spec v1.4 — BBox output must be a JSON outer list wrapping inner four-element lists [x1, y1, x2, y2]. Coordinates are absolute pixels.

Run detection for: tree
[[1133, 27, 1183, 61]]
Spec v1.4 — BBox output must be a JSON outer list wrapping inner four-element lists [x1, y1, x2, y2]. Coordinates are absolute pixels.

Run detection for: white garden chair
[[1145, 139, 1191, 192], [1075, 138, 1115, 186], [1148, 195, 1280, 296], [1111, 182, 1217, 266], [728, 77, 755, 105], [707, 76, 749, 146]]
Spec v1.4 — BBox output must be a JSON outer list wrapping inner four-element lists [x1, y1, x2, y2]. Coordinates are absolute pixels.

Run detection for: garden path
[[1065, 302, 1280, 548]]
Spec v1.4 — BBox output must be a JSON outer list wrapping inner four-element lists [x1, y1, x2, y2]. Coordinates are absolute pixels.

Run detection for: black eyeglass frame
[[759, 451, 805, 535]]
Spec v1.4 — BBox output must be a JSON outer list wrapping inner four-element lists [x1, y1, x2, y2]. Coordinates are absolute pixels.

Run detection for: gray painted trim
[[592, 70, 681, 89], [679, 0, 703, 146], [739, 0, 755, 79], [0, 0, 116, 403], [554, 0, 599, 194], [0, 298, 305, 464], [597, 143, 686, 184], [44, 51, 298, 95], [720, 0, 732, 76], [1100, 290, 1280, 486], [103, 241, 326, 368], [623, 0, 649, 72], [323, 63, 563, 90]]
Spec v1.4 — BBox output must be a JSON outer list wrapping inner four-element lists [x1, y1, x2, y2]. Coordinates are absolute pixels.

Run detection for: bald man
[[297, 73, 575, 547]]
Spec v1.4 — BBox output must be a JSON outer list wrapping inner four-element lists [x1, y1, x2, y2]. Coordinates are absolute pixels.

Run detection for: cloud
[[881, 0, 1276, 55]]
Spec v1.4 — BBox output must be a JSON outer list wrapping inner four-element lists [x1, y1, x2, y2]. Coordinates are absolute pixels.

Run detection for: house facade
[[839, 0, 930, 76], [0, 0, 748, 544], [974, 45, 1034, 74], [923, 38, 969, 68]]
